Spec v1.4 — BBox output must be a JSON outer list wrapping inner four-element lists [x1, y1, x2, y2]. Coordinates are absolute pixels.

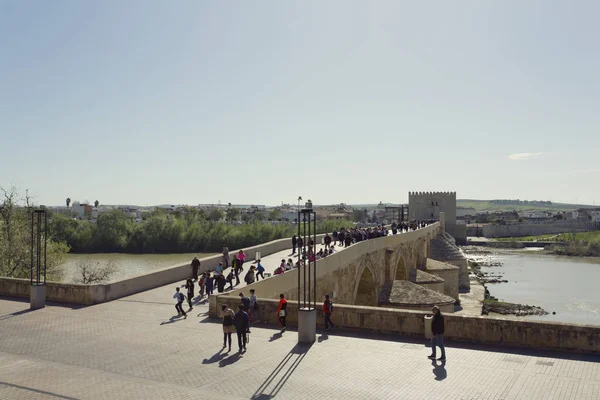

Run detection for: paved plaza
[[1, 238, 600, 399]]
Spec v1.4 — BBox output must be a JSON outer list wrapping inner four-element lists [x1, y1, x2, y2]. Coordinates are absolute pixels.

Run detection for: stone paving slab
[[1, 291, 600, 400]]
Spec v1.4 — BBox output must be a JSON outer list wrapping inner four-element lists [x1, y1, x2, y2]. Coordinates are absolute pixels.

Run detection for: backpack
[[223, 313, 233, 327]]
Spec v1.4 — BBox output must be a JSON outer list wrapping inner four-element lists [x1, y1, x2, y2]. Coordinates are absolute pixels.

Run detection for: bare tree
[[74, 259, 119, 284]]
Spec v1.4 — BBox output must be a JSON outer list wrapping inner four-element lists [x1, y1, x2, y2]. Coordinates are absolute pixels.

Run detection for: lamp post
[[297, 199, 316, 344], [30, 208, 48, 310]]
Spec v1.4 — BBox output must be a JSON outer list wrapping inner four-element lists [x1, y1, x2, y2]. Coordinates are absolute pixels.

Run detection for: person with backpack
[[184, 279, 194, 309], [173, 287, 187, 319], [232, 255, 240, 286], [244, 266, 255, 285], [428, 305, 446, 361], [221, 304, 235, 352], [277, 293, 288, 333], [222, 246, 230, 268], [233, 304, 250, 352], [323, 294, 335, 331], [255, 260, 265, 281]]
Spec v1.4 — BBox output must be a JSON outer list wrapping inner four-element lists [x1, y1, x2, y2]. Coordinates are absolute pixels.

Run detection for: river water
[[60, 253, 215, 283], [468, 247, 600, 326]]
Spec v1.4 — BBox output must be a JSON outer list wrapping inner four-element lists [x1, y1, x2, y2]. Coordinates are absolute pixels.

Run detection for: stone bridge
[[209, 221, 463, 316]]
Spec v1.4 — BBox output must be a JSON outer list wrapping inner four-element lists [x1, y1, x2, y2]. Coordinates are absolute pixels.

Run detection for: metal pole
[[313, 210, 316, 310], [307, 212, 311, 308], [30, 211, 34, 285], [303, 213, 306, 310], [43, 212, 47, 285], [37, 212, 41, 284], [297, 210, 300, 311]]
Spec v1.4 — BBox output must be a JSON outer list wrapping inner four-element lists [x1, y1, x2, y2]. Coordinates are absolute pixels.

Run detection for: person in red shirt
[[323, 294, 335, 331], [276, 293, 288, 333]]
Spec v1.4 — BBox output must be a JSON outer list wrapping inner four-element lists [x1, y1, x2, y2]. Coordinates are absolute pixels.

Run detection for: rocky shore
[[483, 299, 548, 316]]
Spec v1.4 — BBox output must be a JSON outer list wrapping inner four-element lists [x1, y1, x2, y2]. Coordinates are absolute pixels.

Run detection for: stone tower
[[408, 191, 457, 236]]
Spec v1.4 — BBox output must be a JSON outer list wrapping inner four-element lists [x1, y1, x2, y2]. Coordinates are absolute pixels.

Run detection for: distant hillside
[[457, 199, 595, 212]]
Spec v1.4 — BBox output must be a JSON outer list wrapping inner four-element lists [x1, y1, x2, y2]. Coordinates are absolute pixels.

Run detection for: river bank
[[462, 245, 600, 325]]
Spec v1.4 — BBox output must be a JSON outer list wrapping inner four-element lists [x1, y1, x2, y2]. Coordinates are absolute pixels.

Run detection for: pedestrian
[[233, 304, 250, 353], [292, 234, 297, 254], [277, 293, 288, 333], [216, 273, 226, 293], [173, 287, 187, 319], [249, 289, 259, 323], [256, 260, 265, 281], [185, 279, 194, 309], [232, 255, 240, 286], [216, 262, 224, 275], [323, 294, 335, 331], [286, 259, 294, 270], [205, 272, 214, 295], [198, 273, 206, 297], [226, 270, 234, 290], [221, 304, 235, 352], [191, 256, 201, 281], [428, 305, 446, 361], [223, 246, 230, 268], [297, 236, 304, 253], [324, 233, 332, 250], [238, 250, 246, 270], [244, 266, 256, 284]]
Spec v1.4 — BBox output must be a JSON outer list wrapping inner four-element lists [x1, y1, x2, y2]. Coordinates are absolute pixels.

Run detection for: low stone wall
[[0, 278, 102, 305], [212, 295, 600, 354], [0, 234, 326, 305], [483, 221, 600, 238]]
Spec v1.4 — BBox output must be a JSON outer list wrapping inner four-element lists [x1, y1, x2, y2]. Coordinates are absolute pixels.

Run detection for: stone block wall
[[483, 221, 600, 238], [212, 295, 600, 354]]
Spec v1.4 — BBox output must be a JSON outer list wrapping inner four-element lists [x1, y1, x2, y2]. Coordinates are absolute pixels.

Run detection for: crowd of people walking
[[169, 219, 444, 357]]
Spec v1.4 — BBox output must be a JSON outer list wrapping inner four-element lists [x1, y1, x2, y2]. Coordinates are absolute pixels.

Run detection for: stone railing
[[0, 234, 326, 305], [214, 295, 600, 354]]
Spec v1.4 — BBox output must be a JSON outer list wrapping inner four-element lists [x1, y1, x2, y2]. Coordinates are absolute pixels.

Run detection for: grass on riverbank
[[492, 231, 600, 257]]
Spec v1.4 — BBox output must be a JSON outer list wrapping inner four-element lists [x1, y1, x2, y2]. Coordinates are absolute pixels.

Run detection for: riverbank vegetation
[[0, 187, 67, 280], [49, 208, 354, 254], [492, 232, 600, 257]]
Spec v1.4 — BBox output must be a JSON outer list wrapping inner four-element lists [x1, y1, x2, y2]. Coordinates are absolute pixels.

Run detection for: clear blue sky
[[1, 1, 599, 206]]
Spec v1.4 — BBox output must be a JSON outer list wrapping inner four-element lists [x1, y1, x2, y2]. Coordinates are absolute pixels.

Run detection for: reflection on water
[[481, 250, 600, 325], [60, 253, 216, 283]]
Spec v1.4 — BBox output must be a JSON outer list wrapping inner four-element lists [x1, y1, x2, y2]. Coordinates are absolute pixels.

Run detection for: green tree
[[207, 208, 224, 222], [1, 187, 68, 280], [225, 207, 240, 222], [268, 209, 280, 221]]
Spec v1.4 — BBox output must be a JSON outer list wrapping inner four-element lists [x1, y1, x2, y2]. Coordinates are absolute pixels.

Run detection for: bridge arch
[[394, 255, 408, 280], [353, 256, 378, 306]]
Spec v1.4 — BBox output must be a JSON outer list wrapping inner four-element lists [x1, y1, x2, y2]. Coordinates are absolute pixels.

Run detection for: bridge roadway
[[0, 237, 599, 399]]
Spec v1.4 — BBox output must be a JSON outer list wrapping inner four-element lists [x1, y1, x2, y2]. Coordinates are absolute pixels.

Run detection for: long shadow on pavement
[[159, 315, 185, 325], [250, 343, 312, 399], [219, 352, 242, 368], [203, 348, 227, 364]]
